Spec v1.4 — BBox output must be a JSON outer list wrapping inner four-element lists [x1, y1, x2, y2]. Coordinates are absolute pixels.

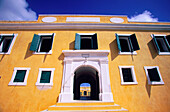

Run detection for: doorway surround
[[58, 50, 114, 102]]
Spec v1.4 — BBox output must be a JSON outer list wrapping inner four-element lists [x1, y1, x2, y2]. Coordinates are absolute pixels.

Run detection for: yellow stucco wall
[[0, 15, 170, 112]]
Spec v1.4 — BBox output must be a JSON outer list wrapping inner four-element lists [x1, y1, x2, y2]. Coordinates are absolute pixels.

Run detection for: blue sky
[[0, 0, 170, 22], [80, 83, 90, 87]]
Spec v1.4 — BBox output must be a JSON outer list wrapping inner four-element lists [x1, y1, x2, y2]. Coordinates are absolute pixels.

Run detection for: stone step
[[48, 104, 121, 111], [41, 108, 128, 112], [55, 102, 115, 106], [40, 102, 128, 112]]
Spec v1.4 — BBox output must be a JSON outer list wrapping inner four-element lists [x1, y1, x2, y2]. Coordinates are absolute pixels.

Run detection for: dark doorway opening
[[74, 67, 99, 100]]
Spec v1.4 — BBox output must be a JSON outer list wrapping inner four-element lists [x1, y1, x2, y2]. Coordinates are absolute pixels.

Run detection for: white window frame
[[117, 34, 137, 55], [36, 68, 55, 86], [33, 33, 55, 54], [8, 67, 31, 86], [144, 66, 164, 85], [0, 34, 18, 54], [119, 66, 138, 85], [151, 34, 170, 55]]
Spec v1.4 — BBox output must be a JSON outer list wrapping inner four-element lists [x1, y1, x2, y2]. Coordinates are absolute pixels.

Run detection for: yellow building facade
[[0, 15, 170, 112], [80, 86, 91, 97]]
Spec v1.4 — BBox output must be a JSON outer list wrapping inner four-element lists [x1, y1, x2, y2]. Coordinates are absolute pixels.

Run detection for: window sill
[[8, 82, 27, 86], [148, 81, 164, 85], [121, 82, 138, 85], [0, 52, 10, 54], [158, 52, 170, 55], [35, 82, 53, 86], [119, 51, 137, 55], [33, 51, 52, 54]]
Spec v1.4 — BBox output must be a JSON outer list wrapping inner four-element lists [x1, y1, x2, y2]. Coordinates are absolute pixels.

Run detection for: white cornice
[[0, 23, 170, 31]]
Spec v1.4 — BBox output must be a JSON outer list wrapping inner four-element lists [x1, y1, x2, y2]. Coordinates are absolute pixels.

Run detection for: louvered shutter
[[30, 34, 41, 51], [164, 35, 170, 49], [130, 34, 140, 51], [116, 33, 121, 51], [5, 35, 14, 52], [0, 35, 3, 44], [152, 34, 160, 53], [75, 33, 81, 50], [92, 33, 98, 49]]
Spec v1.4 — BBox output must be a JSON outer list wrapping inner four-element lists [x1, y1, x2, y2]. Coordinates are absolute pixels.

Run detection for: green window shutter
[[30, 34, 41, 51], [92, 33, 98, 49], [50, 33, 54, 50], [0, 35, 3, 44], [14, 70, 26, 82], [166, 35, 170, 45], [75, 33, 81, 50], [128, 37, 134, 52], [130, 34, 140, 51], [164, 35, 170, 49], [152, 34, 160, 53], [115, 33, 121, 51], [5, 36, 14, 52], [40, 71, 51, 83]]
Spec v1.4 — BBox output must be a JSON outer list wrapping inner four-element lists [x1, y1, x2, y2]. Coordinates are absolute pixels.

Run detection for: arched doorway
[[74, 67, 99, 100]]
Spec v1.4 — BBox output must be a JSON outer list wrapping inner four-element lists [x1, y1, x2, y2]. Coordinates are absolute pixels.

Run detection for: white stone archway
[[58, 50, 114, 102]]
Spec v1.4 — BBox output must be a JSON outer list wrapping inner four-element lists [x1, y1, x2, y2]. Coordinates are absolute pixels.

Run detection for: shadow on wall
[[147, 39, 158, 59], [109, 39, 119, 61], [0, 105, 3, 112], [58, 53, 64, 61], [24, 42, 33, 60], [145, 79, 151, 98], [43, 54, 48, 63], [69, 41, 75, 50], [0, 54, 6, 62]]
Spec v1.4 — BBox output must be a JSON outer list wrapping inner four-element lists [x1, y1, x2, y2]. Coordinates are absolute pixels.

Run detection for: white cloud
[[0, 0, 37, 21], [128, 10, 158, 22]]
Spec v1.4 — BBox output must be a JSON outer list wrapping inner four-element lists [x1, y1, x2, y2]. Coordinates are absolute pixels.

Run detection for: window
[[30, 33, 55, 54], [151, 34, 170, 55], [116, 34, 140, 54], [36, 68, 55, 86], [8, 67, 30, 86], [119, 66, 138, 85], [0, 34, 17, 54], [75, 33, 98, 50], [144, 66, 164, 85]]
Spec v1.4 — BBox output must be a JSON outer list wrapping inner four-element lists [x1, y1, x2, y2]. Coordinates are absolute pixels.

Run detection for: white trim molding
[[8, 67, 31, 86], [0, 34, 18, 54], [36, 68, 55, 86], [144, 66, 164, 85], [66, 17, 100, 22], [119, 51, 137, 55], [118, 66, 138, 85], [0, 23, 169, 31], [59, 50, 114, 102], [33, 33, 55, 55]]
